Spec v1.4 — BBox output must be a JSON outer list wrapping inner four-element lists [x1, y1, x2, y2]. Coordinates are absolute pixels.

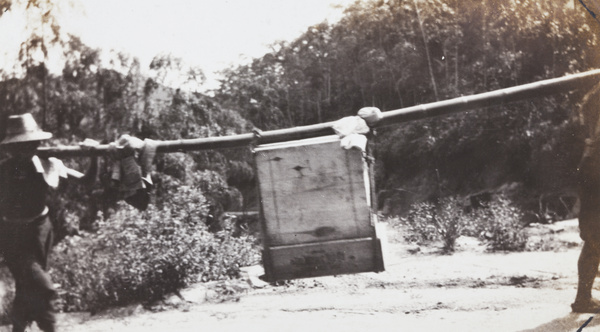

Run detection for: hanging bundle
[[108, 135, 158, 210]]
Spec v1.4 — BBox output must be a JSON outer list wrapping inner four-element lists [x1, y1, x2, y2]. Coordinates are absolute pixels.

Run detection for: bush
[[474, 196, 528, 252], [401, 197, 468, 253], [398, 202, 438, 244], [50, 185, 261, 312], [399, 195, 528, 253]]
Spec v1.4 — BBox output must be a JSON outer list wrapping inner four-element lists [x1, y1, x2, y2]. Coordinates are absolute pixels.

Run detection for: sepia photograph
[[0, 0, 599, 331]]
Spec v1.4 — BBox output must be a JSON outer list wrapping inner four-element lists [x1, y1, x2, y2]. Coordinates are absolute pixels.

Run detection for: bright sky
[[0, 0, 358, 91]]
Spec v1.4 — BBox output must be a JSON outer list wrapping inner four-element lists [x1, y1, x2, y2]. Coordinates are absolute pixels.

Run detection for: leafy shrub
[[474, 196, 528, 252], [398, 202, 438, 244], [50, 185, 260, 312], [401, 197, 468, 253]]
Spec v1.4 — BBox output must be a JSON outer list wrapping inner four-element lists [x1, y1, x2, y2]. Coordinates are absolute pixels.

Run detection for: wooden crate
[[254, 135, 384, 281]]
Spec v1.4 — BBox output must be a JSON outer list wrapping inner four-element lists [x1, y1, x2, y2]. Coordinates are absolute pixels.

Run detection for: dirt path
[[6, 219, 600, 332]]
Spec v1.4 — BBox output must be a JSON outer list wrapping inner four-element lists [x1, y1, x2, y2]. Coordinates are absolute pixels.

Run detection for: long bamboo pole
[[37, 69, 600, 158]]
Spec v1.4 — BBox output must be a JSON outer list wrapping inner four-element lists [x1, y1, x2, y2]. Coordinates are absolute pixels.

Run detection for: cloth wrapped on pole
[[36, 69, 600, 158]]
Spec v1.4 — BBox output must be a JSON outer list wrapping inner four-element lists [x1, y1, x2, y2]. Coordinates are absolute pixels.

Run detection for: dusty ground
[[4, 219, 600, 332]]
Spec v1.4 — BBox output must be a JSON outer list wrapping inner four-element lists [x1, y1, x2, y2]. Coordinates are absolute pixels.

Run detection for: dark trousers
[[578, 154, 600, 242], [1, 216, 56, 332]]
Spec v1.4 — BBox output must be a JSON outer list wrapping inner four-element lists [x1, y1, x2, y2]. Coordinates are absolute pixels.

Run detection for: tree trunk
[[285, 87, 294, 126], [413, 0, 439, 101], [41, 62, 47, 129], [316, 90, 323, 123], [454, 45, 459, 94]]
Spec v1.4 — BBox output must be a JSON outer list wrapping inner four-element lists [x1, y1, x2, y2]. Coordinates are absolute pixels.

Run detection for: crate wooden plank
[[255, 137, 372, 246], [266, 238, 383, 280], [264, 238, 383, 281]]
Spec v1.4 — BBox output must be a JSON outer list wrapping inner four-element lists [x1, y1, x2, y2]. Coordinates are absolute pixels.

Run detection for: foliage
[[0, 27, 257, 225], [0, 268, 13, 325], [474, 196, 529, 252], [0, 6, 260, 312], [215, 0, 591, 218], [400, 197, 468, 253], [50, 187, 260, 312], [217, 0, 590, 126], [399, 195, 528, 252]]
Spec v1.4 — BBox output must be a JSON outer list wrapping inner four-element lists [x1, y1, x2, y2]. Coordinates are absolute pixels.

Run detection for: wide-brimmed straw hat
[[0, 113, 52, 145]]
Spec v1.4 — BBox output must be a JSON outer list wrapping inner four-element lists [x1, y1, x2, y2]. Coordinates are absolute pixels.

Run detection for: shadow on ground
[[519, 313, 600, 332]]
